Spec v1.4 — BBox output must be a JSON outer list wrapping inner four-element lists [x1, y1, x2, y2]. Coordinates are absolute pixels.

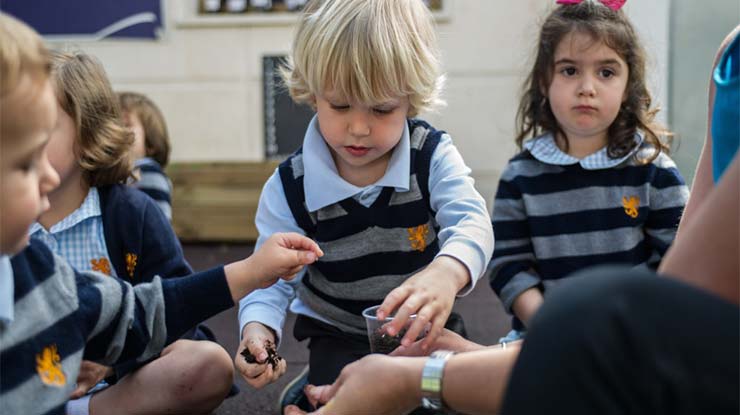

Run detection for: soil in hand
[[241, 339, 283, 370]]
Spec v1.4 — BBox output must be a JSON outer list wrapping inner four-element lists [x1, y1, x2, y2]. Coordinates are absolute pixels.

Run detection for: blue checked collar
[[524, 132, 644, 170], [0, 255, 13, 325], [30, 187, 102, 235]]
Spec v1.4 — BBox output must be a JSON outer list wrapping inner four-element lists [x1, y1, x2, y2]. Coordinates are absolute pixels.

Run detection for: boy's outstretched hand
[[376, 256, 469, 351], [224, 232, 323, 302]]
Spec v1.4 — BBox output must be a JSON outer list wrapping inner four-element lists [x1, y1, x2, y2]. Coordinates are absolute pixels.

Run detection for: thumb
[[296, 250, 317, 265]]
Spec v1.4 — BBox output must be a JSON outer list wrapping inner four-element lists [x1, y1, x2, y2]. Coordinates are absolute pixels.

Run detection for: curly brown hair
[[51, 51, 133, 186], [118, 92, 171, 167], [516, 1, 670, 163]]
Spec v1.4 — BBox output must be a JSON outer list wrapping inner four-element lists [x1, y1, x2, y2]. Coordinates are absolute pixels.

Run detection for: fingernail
[[306, 252, 316, 262]]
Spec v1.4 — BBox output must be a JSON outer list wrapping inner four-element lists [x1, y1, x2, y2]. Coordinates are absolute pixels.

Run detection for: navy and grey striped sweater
[[0, 239, 232, 415], [489, 148, 688, 330]]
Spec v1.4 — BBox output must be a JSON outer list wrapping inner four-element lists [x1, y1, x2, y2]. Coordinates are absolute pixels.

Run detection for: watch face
[[421, 397, 442, 410]]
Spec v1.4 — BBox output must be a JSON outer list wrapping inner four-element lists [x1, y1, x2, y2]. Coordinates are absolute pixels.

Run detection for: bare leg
[[89, 340, 233, 415]]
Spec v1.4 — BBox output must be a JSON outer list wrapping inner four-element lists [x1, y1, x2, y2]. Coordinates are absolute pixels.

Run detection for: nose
[[577, 75, 596, 97], [39, 151, 60, 199], [348, 111, 371, 137]]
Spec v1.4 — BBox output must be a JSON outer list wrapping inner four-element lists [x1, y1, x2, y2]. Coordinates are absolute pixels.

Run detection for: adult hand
[[284, 354, 424, 415], [391, 328, 485, 356]]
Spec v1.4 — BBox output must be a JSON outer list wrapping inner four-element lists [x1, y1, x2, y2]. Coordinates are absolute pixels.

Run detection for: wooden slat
[[167, 162, 280, 242]]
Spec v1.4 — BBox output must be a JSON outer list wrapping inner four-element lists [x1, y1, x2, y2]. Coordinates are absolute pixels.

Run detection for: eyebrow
[[554, 58, 623, 67]]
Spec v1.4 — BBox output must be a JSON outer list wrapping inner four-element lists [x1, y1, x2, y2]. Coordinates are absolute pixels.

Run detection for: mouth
[[345, 146, 371, 157], [573, 105, 597, 112]]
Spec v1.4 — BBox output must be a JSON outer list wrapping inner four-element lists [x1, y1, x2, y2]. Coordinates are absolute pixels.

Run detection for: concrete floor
[[182, 243, 511, 415]]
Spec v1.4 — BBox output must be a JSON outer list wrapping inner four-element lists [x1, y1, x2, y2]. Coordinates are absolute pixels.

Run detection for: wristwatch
[[420, 350, 455, 412]]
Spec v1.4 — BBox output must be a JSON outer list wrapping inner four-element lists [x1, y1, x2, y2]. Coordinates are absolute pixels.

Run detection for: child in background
[[0, 12, 322, 415], [489, 0, 688, 341], [28, 51, 228, 415], [118, 91, 174, 220], [235, 0, 493, 412]]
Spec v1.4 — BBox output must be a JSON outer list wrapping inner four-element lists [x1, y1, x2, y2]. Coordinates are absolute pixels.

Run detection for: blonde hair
[[51, 51, 133, 186], [281, 0, 445, 117], [118, 92, 171, 167], [0, 13, 50, 98]]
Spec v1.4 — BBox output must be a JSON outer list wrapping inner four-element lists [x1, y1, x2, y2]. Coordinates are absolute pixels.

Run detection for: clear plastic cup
[[362, 305, 422, 354]]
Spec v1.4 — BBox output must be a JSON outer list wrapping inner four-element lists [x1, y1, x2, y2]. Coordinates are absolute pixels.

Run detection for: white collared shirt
[[524, 132, 644, 169]]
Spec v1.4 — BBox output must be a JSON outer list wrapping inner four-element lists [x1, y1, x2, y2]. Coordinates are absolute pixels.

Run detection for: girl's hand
[[69, 361, 112, 399], [377, 256, 469, 351], [235, 322, 286, 388]]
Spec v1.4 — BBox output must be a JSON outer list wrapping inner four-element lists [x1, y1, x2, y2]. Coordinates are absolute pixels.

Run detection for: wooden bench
[[168, 162, 279, 242]]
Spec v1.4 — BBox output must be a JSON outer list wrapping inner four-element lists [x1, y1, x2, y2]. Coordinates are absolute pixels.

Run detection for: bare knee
[[166, 340, 234, 411]]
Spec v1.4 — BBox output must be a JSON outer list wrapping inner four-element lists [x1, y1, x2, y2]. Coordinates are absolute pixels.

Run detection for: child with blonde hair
[[236, 0, 493, 412], [0, 13, 322, 415], [28, 51, 229, 415], [489, 0, 688, 340], [119, 91, 174, 220]]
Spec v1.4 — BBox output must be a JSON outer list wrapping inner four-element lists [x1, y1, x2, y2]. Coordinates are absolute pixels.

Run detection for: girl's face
[[123, 110, 146, 160], [315, 90, 410, 187], [46, 102, 81, 187], [547, 31, 629, 146]]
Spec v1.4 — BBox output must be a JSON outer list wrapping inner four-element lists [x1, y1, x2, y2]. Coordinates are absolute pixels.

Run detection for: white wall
[[49, 0, 670, 206]]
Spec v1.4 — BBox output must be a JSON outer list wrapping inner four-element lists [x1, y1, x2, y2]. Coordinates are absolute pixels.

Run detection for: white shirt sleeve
[[428, 134, 495, 295]]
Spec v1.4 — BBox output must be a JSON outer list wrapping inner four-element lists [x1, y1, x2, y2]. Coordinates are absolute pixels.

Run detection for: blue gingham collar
[[524, 132, 644, 170], [0, 255, 13, 324], [30, 187, 101, 235]]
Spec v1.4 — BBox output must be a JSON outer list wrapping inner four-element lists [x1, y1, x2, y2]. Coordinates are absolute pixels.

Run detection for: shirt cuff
[[436, 240, 487, 296], [500, 271, 541, 313], [238, 303, 287, 348]]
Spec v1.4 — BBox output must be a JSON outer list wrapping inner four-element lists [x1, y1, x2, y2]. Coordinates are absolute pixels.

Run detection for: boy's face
[[0, 77, 60, 254], [315, 90, 410, 185], [123, 110, 146, 160]]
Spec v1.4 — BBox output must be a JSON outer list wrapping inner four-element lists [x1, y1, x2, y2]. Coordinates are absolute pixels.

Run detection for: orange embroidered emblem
[[407, 224, 429, 252], [125, 253, 137, 278], [90, 257, 111, 275], [622, 195, 640, 218], [36, 344, 66, 387]]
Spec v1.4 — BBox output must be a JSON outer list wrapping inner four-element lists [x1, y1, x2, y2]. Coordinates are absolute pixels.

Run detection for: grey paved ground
[[183, 243, 511, 415]]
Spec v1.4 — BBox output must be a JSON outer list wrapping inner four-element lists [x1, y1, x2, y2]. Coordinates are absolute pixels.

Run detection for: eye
[[329, 103, 350, 111], [373, 106, 395, 115], [560, 66, 577, 76], [599, 68, 616, 78]]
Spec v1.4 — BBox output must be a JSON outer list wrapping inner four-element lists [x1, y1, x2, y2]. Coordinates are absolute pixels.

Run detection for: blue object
[[712, 32, 740, 182]]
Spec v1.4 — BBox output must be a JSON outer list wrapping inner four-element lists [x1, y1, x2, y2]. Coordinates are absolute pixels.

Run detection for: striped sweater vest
[[278, 119, 443, 334]]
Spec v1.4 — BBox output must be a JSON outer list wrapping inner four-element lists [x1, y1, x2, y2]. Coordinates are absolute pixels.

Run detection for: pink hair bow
[[556, 0, 626, 11]]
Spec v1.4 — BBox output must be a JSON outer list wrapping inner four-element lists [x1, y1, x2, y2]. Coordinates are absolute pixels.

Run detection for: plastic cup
[[362, 305, 421, 354]]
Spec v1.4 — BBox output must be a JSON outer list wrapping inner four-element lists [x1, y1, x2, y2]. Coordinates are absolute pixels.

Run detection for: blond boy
[[236, 1, 493, 412]]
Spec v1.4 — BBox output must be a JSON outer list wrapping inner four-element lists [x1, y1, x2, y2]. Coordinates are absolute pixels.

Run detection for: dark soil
[[369, 327, 408, 354], [240, 339, 283, 370]]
